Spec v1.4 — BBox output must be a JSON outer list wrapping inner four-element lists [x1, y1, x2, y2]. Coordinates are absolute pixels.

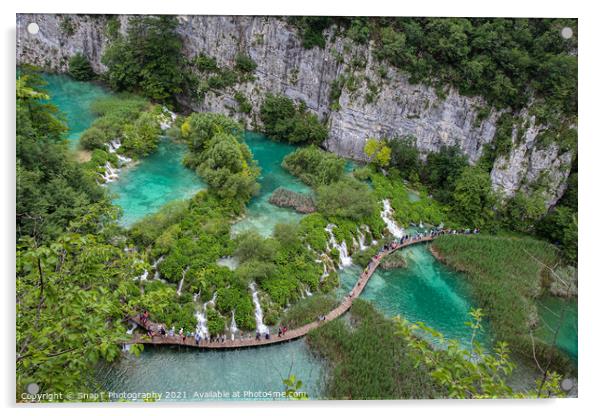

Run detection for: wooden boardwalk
[[125, 235, 435, 350]]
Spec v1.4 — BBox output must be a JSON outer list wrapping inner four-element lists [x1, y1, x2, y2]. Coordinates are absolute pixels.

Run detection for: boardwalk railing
[[125, 235, 436, 350]]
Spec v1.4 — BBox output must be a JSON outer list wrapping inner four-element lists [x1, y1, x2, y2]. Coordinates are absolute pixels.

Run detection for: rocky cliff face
[[16, 13, 573, 208]]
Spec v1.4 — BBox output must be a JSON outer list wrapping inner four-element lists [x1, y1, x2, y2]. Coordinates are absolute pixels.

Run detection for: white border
[[2, 1, 599, 415]]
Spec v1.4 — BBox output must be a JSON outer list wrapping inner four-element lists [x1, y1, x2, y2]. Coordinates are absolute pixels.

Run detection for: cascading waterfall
[[107, 138, 132, 166], [356, 226, 369, 251], [159, 107, 177, 130], [101, 161, 119, 183], [380, 199, 405, 239], [176, 267, 188, 296], [195, 292, 217, 339], [324, 224, 353, 269], [137, 269, 148, 281], [152, 256, 165, 280], [123, 322, 138, 352], [249, 282, 268, 335], [230, 311, 238, 340]]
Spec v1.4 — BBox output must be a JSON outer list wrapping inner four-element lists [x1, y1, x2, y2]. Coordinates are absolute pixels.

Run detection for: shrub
[[281, 146, 345, 187], [316, 177, 377, 221], [68, 53, 95, 81], [234, 53, 257, 73], [259, 94, 328, 144]]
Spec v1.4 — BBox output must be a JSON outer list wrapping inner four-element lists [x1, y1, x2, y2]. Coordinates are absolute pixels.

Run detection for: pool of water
[[536, 296, 578, 361], [231, 131, 311, 237], [338, 244, 490, 349], [97, 340, 325, 401], [42, 73, 111, 144], [107, 138, 206, 227]]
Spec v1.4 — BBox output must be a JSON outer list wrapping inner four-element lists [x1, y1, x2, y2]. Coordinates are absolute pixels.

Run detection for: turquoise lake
[[42, 73, 575, 400], [42, 73, 111, 144], [107, 138, 205, 227], [339, 244, 490, 349], [231, 131, 311, 237]]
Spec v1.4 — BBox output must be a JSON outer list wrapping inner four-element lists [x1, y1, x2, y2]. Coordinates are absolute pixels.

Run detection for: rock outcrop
[[16, 14, 574, 207], [268, 187, 316, 214]]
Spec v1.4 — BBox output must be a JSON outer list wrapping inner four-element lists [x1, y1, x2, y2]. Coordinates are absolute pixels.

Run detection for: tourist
[[265, 330, 270, 340], [159, 325, 166, 337], [278, 326, 283, 337], [195, 332, 201, 346], [169, 326, 175, 337], [255, 331, 260, 341], [283, 326, 288, 335]]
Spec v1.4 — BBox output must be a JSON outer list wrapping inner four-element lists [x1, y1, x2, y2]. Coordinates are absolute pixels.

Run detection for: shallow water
[[536, 296, 578, 361], [42, 73, 110, 144], [338, 244, 490, 349], [231, 131, 311, 237], [107, 138, 205, 227], [97, 340, 325, 401]]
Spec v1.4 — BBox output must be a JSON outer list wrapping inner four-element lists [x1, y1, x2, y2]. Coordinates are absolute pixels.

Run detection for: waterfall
[[152, 256, 164, 280], [419, 220, 424, 229], [159, 106, 177, 130], [195, 292, 217, 339], [249, 282, 268, 335], [176, 267, 188, 296], [324, 224, 353, 269], [357, 226, 369, 251], [137, 269, 148, 281], [123, 323, 138, 352], [380, 199, 404, 239], [230, 311, 238, 340], [100, 161, 119, 183]]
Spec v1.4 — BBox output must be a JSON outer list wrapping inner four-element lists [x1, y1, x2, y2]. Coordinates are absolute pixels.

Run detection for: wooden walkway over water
[[125, 235, 435, 350]]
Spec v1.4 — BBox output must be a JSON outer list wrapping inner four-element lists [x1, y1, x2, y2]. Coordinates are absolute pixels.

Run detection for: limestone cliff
[[16, 14, 574, 208]]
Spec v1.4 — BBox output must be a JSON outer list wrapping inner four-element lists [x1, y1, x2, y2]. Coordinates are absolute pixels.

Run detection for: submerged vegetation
[[307, 300, 564, 399]]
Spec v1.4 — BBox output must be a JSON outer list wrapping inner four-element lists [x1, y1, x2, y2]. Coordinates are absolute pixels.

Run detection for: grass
[[279, 294, 338, 328], [306, 299, 439, 399], [432, 234, 573, 370]]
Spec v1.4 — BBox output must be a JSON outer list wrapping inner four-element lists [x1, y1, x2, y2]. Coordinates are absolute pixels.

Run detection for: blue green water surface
[[107, 138, 205, 227], [536, 296, 578, 361], [339, 244, 490, 349], [42, 73, 110, 144], [231, 131, 311, 237]]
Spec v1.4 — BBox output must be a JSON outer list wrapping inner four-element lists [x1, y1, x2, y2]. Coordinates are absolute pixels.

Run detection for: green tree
[[504, 190, 547, 232], [102, 15, 185, 103], [281, 145, 345, 187], [259, 94, 327, 144], [68, 53, 95, 81], [316, 177, 377, 221], [364, 138, 391, 168], [452, 166, 496, 227], [389, 136, 421, 179]]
